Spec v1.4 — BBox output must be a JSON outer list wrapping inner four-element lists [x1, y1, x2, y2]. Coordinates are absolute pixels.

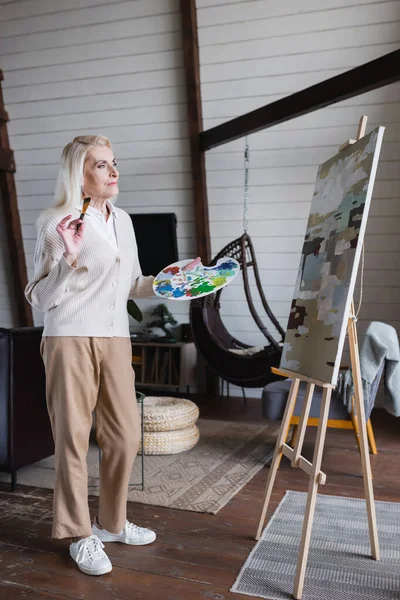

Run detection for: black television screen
[[129, 213, 179, 276]]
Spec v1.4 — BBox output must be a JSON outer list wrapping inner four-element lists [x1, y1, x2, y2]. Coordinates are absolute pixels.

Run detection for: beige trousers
[[40, 337, 140, 539]]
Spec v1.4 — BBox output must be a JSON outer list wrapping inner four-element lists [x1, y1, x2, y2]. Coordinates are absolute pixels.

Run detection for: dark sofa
[[0, 327, 54, 490]]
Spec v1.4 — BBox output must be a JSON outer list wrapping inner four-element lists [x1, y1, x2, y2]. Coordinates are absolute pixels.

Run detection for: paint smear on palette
[[153, 257, 240, 301]]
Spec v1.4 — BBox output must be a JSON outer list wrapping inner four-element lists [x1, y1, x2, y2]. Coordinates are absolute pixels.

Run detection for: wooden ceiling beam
[[200, 49, 400, 151], [180, 0, 211, 264], [0, 69, 33, 326], [0, 107, 9, 123], [0, 148, 15, 172], [180, 0, 218, 395]]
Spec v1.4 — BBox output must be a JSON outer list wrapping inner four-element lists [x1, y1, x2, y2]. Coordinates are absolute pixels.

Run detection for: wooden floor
[[0, 398, 398, 600]]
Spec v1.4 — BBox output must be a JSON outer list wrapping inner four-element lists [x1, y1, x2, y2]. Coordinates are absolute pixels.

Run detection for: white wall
[[197, 0, 400, 396], [1, 0, 399, 398], [0, 0, 195, 331]]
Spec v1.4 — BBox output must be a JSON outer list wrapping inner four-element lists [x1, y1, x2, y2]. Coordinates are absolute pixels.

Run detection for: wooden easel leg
[[255, 378, 301, 540], [350, 406, 361, 452], [292, 383, 315, 466], [279, 418, 297, 469], [293, 387, 332, 600], [348, 310, 380, 560]]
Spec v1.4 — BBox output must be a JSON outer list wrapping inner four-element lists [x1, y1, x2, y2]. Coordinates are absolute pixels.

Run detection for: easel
[[255, 116, 380, 600]]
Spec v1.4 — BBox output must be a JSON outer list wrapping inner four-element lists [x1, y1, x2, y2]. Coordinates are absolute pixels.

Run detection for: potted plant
[[148, 303, 178, 342]]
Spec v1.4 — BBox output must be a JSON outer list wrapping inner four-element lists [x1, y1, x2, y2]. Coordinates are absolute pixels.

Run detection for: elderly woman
[[25, 135, 198, 577]]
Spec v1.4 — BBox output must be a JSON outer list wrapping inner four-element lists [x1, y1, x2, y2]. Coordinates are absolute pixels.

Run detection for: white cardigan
[[25, 206, 155, 337]]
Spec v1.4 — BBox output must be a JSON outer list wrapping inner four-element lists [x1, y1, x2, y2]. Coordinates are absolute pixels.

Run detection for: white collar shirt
[[77, 200, 118, 252]]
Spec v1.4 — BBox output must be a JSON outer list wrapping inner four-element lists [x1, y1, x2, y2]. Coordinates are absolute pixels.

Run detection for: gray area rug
[[231, 490, 400, 600], [0, 419, 279, 514]]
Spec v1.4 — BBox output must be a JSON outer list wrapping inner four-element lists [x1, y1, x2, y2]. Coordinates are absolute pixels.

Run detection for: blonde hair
[[38, 134, 112, 227]]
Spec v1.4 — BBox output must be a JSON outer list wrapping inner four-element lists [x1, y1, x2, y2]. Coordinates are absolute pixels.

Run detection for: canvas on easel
[[281, 126, 385, 386], [255, 118, 385, 600]]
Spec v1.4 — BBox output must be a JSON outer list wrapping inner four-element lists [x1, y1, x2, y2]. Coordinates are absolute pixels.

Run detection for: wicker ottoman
[[138, 397, 200, 455]]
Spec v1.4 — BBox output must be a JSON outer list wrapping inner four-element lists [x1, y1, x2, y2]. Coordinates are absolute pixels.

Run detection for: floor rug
[[0, 419, 279, 514], [231, 490, 400, 599]]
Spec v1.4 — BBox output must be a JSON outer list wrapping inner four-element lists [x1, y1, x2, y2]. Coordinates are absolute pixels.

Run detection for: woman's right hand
[[56, 214, 86, 265]]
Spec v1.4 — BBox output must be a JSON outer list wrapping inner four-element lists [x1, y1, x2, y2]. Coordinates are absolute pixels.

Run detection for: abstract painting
[[153, 257, 240, 300], [280, 127, 385, 384]]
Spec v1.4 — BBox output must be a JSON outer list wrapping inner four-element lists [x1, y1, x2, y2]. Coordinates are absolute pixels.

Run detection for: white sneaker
[[69, 534, 112, 576], [93, 519, 156, 546]]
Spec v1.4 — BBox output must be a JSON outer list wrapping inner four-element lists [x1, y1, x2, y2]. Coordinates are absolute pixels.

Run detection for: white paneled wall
[[197, 0, 400, 396], [1, 0, 399, 399], [0, 0, 194, 329]]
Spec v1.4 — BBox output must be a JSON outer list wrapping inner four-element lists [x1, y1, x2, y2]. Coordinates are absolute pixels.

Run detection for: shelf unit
[[131, 341, 198, 392]]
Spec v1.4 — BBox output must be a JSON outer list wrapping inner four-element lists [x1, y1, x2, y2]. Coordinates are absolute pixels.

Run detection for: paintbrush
[[76, 197, 91, 231]]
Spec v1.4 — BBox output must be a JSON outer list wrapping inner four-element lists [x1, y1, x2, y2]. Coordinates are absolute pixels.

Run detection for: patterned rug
[[0, 419, 279, 513], [231, 491, 400, 600]]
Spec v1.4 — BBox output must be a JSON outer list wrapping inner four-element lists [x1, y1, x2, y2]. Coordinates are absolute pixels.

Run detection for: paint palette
[[153, 257, 240, 301]]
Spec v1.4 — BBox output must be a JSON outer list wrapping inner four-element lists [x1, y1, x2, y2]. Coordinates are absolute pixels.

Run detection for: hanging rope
[[243, 135, 249, 233]]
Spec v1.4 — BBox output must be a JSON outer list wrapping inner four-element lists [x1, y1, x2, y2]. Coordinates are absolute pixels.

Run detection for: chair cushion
[[262, 379, 349, 421]]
